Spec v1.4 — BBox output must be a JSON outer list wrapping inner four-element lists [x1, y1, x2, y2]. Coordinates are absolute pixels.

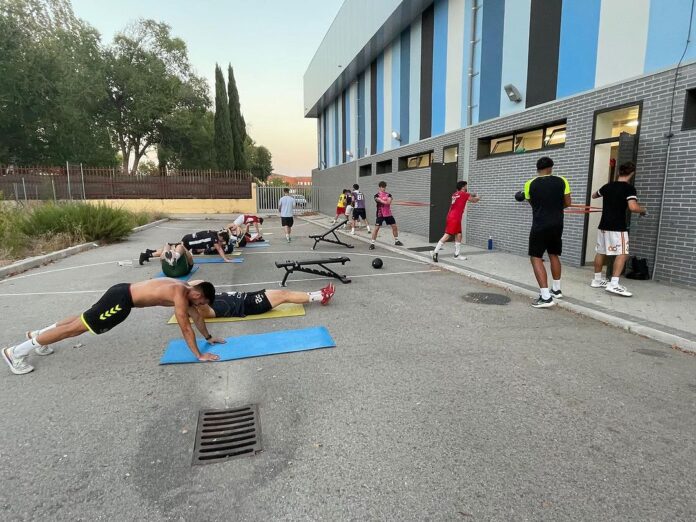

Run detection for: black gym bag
[[625, 256, 650, 280]]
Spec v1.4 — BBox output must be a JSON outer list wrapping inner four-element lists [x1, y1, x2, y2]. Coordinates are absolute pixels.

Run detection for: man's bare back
[[130, 279, 192, 308]]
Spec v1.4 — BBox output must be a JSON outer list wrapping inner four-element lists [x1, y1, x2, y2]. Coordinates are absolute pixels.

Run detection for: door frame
[[580, 101, 643, 265]]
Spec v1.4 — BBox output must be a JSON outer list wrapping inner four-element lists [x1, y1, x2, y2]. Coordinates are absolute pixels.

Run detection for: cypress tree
[[214, 64, 235, 169], [227, 64, 248, 170]]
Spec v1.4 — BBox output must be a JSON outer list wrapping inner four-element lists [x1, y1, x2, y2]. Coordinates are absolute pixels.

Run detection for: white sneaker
[[350, 229, 355, 235], [453, 254, 467, 260], [26, 331, 54, 355], [367, 227, 371, 233], [590, 279, 609, 288], [606, 284, 633, 297], [2, 347, 34, 375]]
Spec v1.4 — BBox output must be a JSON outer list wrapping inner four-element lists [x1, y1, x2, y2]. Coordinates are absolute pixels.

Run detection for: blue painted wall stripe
[[400, 29, 411, 144], [376, 53, 385, 153], [431, 0, 448, 136], [556, 0, 601, 98], [357, 73, 366, 158], [478, 0, 505, 121], [645, 0, 696, 72]]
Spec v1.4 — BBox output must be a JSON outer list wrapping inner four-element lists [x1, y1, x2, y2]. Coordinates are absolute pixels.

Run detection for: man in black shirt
[[522, 156, 572, 308], [590, 162, 646, 297], [139, 230, 233, 264]]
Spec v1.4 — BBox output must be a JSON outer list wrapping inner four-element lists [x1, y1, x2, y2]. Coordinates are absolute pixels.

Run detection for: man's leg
[[265, 285, 336, 307], [391, 224, 402, 245], [592, 253, 608, 287], [549, 254, 562, 297], [175, 244, 193, 265], [370, 224, 381, 249], [454, 233, 463, 258], [432, 233, 451, 262]]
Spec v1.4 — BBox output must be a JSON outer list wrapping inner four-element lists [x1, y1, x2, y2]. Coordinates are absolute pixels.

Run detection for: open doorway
[[583, 104, 641, 264]]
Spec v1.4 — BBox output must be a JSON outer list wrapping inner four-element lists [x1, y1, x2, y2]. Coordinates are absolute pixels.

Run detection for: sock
[[13, 337, 40, 358], [371, 239, 375, 244], [552, 279, 561, 292], [434, 241, 444, 254], [394, 237, 400, 243], [610, 276, 619, 286], [594, 272, 602, 281], [454, 242, 461, 256], [286, 234, 290, 240], [540, 288, 551, 300], [31, 323, 57, 338], [307, 291, 322, 303]]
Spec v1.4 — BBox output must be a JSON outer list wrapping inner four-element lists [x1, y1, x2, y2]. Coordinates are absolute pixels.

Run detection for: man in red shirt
[[431, 181, 480, 262]]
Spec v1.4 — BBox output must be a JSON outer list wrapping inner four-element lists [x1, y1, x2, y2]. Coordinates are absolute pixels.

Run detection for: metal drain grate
[[192, 405, 262, 465], [463, 292, 511, 305], [408, 246, 436, 252]]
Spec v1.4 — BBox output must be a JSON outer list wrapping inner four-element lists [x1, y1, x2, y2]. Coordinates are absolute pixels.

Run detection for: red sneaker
[[320, 283, 335, 305]]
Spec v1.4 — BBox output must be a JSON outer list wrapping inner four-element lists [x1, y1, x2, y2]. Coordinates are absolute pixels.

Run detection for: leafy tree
[[267, 176, 289, 187], [158, 109, 216, 171], [252, 146, 273, 181], [213, 64, 234, 170], [227, 64, 247, 170], [103, 20, 208, 174]]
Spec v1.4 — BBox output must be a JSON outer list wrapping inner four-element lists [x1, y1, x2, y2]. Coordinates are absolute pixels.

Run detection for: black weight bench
[[275, 257, 351, 287], [309, 219, 354, 250]]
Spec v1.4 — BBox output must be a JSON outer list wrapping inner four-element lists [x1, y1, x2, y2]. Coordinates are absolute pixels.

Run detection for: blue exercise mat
[[159, 326, 335, 365], [241, 241, 270, 248], [193, 257, 244, 264], [155, 265, 200, 281]]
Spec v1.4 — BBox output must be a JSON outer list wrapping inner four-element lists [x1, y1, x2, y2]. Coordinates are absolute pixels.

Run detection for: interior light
[[626, 120, 639, 127]]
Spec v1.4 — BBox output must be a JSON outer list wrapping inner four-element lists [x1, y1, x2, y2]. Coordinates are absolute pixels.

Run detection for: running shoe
[[26, 331, 54, 355], [350, 229, 355, 235], [366, 227, 371, 233], [531, 296, 555, 308], [139, 252, 150, 265], [369, 244, 375, 250], [287, 237, 291, 243], [590, 278, 609, 288], [605, 284, 633, 297], [320, 283, 335, 305], [394, 240, 404, 246], [550, 289, 563, 299], [431, 251, 438, 263], [2, 347, 34, 375]]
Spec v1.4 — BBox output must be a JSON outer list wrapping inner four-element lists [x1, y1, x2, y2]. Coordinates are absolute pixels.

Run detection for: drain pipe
[[467, 0, 480, 127]]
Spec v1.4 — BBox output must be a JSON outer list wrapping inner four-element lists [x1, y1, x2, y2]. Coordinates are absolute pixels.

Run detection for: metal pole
[[22, 177, 27, 201], [14, 183, 19, 201], [651, 140, 673, 280], [51, 178, 56, 201], [80, 163, 86, 200], [66, 161, 72, 200]]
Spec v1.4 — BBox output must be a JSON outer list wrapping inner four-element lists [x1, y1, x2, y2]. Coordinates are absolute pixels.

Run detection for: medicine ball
[[514, 191, 525, 202], [372, 258, 383, 269]]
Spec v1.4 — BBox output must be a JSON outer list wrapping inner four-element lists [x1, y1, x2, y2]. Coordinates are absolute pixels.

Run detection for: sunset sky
[[71, 0, 344, 176]]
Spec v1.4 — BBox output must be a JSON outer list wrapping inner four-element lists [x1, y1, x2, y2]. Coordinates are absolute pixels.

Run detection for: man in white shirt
[[278, 188, 296, 242]]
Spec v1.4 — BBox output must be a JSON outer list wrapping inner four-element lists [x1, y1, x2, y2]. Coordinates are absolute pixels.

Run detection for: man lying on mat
[[3, 279, 224, 375], [139, 243, 195, 278], [140, 230, 234, 265], [190, 281, 336, 321]]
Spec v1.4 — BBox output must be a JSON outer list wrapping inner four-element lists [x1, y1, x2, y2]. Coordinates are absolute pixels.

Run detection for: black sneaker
[[431, 251, 438, 263], [369, 244, 375, 250], [394, 240, 403, 246], [551, 289, 563, 299], [531, 295, 555, 308], [138, 252, 150, 265], [145, 248, 157, 255]]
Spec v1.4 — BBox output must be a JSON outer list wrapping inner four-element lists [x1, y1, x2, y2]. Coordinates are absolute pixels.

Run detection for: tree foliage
[[213, 64, 234, 170], [227, 64, 247, 170]]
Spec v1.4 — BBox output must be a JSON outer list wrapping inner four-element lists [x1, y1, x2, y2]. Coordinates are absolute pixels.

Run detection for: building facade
[[304, 0, 696, 287]]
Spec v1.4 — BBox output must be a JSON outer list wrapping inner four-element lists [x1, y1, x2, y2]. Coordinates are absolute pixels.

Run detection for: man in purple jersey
[[349, 183, 371, 235], [369, 181, 403, 250]]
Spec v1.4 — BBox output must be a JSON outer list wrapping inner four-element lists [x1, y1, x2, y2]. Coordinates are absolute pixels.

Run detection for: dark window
[[376, 159, 393, 174], [682, 88, 696, 130], [478, 120, 566, 159], [398, 151, 433, 171], [359, 164, 372, 177]]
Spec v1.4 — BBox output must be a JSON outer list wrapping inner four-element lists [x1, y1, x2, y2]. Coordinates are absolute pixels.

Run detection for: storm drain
[[463, 292, 511, 305], [192, 404, 262, 465], [408, 246, 436, 252]]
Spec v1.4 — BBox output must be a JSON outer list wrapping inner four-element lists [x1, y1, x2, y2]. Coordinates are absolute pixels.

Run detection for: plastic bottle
[[487, 236, 493, 250]]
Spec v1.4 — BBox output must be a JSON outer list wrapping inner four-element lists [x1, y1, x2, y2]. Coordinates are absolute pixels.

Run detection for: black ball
[[372, 258, 383, 269], [514, 191, 525, 202]]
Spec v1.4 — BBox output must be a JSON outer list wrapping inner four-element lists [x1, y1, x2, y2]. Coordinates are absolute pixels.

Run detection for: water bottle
[[487, 236, 493, 250]]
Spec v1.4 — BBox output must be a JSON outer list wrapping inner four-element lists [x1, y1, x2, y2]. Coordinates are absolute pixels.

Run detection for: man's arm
[[470, 193, 481, 203], [173, 291, 219, 361], [188, 305, 226, 345], [563, 193, 572, 208], [591, 191, 601, 199], [214, 242, 232, 262], [628, 199, 646, 216]]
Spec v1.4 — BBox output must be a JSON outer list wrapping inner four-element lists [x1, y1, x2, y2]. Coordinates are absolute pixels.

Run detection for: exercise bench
[[275, 257, 351, 287], [309, 220, 355, 250]]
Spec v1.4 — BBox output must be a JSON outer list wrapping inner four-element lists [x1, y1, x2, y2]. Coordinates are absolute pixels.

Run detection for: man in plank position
[[3, 279, 224, 375], [192, 282, 336, 320], [226, 214, 264, 240], [140, 230, 233, 264]]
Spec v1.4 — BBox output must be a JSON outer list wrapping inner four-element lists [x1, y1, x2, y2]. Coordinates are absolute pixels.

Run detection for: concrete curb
[[0, 217, 170, 280], [300, 216, 696, 354]]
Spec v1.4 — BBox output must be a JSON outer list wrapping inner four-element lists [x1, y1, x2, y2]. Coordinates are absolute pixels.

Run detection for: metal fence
[[0, 164, 253, 200], [256, 185, 321, 215]]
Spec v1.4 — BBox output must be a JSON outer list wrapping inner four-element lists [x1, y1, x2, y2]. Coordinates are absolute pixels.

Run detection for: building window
[[478, 120, 566, 159], [443, 145, 458, 164], [359, 164, 372, 177], [398, 151, 433, 171], [376, 159, 393, 174], [682, 89, 696, 130], [594, 106, 640, 140]]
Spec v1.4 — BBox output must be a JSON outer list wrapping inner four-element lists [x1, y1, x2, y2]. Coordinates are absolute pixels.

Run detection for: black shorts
[[81, 283, 134, 335], [528, 227, 563, 258], [353, 208, 366, 220], [211, 290, 272, 318], [161, 255, 193, 278], [243, 290, 273, 316], [376, 215, 396, 226], [281, 217, 294, 228]]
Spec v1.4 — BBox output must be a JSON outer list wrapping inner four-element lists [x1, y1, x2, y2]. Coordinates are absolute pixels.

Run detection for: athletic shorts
[[161, 254, 193, 278], [596, 230, 629, 256], [281, 216, 294, 228], [376, 215, 396, 226], [243, 290, 273, 316], [445, 216, 463, 235], [81, 283, 134, 335], [336, 206, 346, 216], [352, 208, 366, 221], [528, 226, 563, 258], [345, 205, 353, 217]]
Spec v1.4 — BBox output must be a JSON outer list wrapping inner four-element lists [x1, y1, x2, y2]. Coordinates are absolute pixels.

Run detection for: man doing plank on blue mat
[[3, 279, 224, 375]]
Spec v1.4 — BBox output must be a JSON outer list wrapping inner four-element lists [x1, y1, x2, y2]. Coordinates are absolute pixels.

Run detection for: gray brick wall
[[313, 62, 696, 287]]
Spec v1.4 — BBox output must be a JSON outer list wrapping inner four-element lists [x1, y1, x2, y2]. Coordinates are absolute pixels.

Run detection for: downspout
[[466, 0, 480, 127]]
